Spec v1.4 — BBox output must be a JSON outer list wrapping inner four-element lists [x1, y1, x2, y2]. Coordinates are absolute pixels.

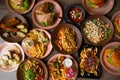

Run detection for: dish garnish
[[104, 46, 120, 68], [87, 0, 105, 8], [69, 7, 83, 23], [22, 29, 50, 58], [0, 17, 27, 38], [55, 26, 77, 52], [48, 54, 78, 80], [80, 47, 99, 76], [113, 17, 120, 36], [35, 2, 58, 27], [83, 18, 111, 44], [18, 59, 47, 80], [10, 0, 30, 12]]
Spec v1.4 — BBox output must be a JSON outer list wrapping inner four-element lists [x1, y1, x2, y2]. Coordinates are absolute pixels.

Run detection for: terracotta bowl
[[0, 13, 28, 42], [0, 42, 24, 72], [64, 4, 86, 27], [5, 0, 35, 14], [22, 28, 52, 59], [47, 53, 78, 80], [32, 0, 63, 30], [17, 58, 48, 80], [81, 15, 114, 46], [100, 42, 120, 76], [82, 0, 114, 15], [111, 10, 120, 39], [51, 23, 82, 54]]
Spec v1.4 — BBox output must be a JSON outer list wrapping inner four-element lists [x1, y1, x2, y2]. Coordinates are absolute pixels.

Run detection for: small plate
[[51, 23, 82, 54], [0, 42, 24, 72], [17, 58, 48, 80], [64, 4, 85, 27], [100, 42, 120, 76], [111, 10, 120, 39], [0, 13, 28, 42], [82, 0, 114, 15], [22, 28, 52, 59], [32, 0, 63, 30], [6, 0, 35, 14], [47, 53, 78, 80], [81, 15, 114, 46], [78, 43, 102, 79]]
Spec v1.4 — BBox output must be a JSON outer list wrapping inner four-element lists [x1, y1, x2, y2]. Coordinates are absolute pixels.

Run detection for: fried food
[[80, 47, 99, 76], [55, 26, 77, 52]]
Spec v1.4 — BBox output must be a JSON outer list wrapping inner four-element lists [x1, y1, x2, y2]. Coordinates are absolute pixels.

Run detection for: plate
[[6, 0, 35, 14], [78, 43, 102, 79], [51, 23, 82, 54], [100, 42, 120, 76], [22, 28, 52, 59], [32, 0, 63, 30], [0, 42, 24, 72], [82, 0, 114, 15], [0, 13, 28, 42], [81, 15, 114, 46], [111, 10, 120, 39], [17, 58, 48, 80], [64, 4, 86, 27], [47, 53, 78, 80]]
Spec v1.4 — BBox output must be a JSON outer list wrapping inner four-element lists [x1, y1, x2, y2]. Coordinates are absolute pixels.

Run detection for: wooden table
[[0, 0, 120, 80]]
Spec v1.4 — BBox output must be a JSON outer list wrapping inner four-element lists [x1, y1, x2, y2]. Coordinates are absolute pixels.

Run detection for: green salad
[[10, 0, 30, 11]]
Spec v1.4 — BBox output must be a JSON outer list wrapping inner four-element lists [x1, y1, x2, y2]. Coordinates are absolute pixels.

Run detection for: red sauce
[[69, 7, 83, 23]]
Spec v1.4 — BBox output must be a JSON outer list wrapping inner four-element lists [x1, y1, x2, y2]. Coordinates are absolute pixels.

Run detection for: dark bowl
[[17, 58, 48, 80], [32, 0, 63, 30], [6, 0, 35, 14], [0, 13, 28, 42], [51, 23, 82, 54], [64, 4, 86, 27], [81, 15, 114, 46]]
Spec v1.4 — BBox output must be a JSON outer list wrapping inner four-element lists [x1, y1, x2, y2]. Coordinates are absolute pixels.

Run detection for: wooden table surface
[[0, 0, 120, 80]]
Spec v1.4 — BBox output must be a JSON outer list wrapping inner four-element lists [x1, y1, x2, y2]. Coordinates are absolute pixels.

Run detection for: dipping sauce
[[63, 58, 73, 68], [69, 7, 83, 23]]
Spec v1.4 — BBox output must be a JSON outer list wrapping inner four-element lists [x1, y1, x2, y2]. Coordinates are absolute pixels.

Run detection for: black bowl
[[64, 4, 86, 27]]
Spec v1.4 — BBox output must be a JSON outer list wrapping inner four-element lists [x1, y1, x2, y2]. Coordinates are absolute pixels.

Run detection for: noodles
[[55, 26, 77, 52]]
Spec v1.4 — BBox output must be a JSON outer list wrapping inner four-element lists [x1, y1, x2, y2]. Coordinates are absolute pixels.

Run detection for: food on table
[[22, 29, 49, 58], [48, 55, 76, 80], [87, 0, 105, 8], [55, 26, 77, 52], [20, 59, 45, 80], [35, 2, 57, 27], [0, 45, 21, 68], [104, 46, 120, 68], [63, 58, 73, 68], [80, 47, 99, 76], [0, 17, 27, 38], [69, 7, 83, 23], [10, 0, 30, 12], [83, 18, 111, 44], [113, 17, 120, 36]]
